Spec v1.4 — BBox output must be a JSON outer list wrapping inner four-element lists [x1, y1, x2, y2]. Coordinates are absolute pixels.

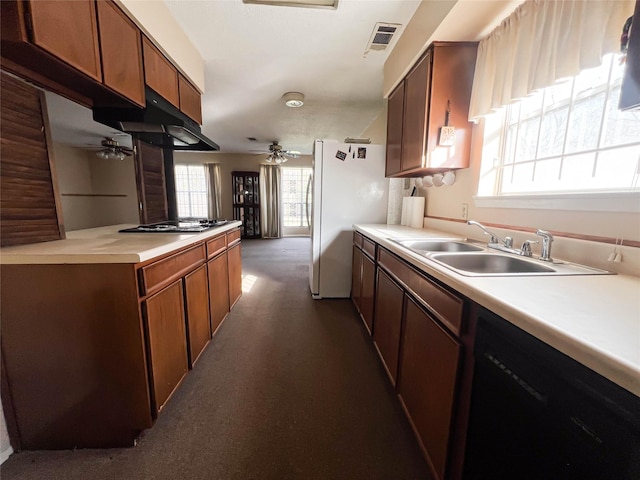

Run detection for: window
[[281, 167, 312, 234], [174, 164, 208, 218], [480, 54, 640, 197]]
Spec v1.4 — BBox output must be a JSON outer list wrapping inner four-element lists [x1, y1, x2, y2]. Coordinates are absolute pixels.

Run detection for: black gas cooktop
[[119, 219, 228, 233]]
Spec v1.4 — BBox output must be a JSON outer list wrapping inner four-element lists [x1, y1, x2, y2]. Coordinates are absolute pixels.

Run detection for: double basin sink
[[390, 239, 613, 277]]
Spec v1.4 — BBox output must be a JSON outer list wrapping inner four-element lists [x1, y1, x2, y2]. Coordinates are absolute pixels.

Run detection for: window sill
[[473, 192, 640, 213]]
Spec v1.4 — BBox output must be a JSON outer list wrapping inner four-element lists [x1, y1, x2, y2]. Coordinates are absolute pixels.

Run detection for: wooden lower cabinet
[[373, 268, 404, 385], [351, 232, 376, 334], [0, 263, 153, 450], [399, 296, 462, 480], [351, 244, 362, 310], [208, 251, 230, 334], [184, 264, 211, 367], [0, 228, 242, 450], [144, 279, 189, 414], [360, 254, 376, 333], [228, 242, 242, 308]]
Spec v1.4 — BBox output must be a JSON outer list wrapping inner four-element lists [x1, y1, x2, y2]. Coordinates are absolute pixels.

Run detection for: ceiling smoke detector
[[283, 92, 305, 108]]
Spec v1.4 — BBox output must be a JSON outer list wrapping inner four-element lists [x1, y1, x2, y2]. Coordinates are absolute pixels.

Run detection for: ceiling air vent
[[364, 22, 401, 54]]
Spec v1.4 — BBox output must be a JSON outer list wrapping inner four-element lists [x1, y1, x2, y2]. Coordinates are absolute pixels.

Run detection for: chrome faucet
[[467, 220, 503, 245], [520, 239, 538, 257], [536, 229, 554, 262], [468, 220, 540, 257]]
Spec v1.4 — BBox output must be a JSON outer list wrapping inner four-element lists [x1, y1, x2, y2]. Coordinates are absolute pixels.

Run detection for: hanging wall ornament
[[438, 100, 456, 146]]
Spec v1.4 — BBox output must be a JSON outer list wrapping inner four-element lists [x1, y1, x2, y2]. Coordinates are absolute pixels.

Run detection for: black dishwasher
[[463, 308, 640, 480]]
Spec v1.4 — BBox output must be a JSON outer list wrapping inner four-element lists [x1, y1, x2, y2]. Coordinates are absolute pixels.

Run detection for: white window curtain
[[469, 0, 634, 120], [204, 163, 222, 219], [259, 164, 282, 238]]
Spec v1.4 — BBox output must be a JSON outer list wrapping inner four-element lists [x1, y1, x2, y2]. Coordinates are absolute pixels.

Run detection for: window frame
[[476, 53, 640, 212], [281, 166, 312, 235], [174, 163, 208, 219]]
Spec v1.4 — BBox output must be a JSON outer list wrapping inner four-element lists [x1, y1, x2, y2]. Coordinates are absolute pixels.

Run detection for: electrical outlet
[[461, 203, 469, 220]]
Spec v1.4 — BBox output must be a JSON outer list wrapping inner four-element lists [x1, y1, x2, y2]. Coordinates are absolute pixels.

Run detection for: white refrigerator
[[309, 139, 389, 299]]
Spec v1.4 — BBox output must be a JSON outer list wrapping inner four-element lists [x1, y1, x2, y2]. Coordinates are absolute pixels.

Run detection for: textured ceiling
[[164, 0, 422, 155]]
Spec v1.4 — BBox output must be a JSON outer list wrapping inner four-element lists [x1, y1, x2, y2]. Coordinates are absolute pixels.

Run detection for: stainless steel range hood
[[93, 88, 219, 151]]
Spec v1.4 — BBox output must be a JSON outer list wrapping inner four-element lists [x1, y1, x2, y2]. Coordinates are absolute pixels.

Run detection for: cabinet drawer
[[378, 248, 464, 336], [362, 237, 376, 259], [141, 244, 206, 295], [354, 231, 364, 248], [206, 234, 227, 259], [227, 228, 241, 246]]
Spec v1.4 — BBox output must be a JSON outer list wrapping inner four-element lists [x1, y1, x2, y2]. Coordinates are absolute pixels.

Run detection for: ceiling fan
[[252, 141, 300, 164], [94, 137, 134, 161]]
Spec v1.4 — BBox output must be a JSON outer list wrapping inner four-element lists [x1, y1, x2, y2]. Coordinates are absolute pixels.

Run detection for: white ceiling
[[163, 0, 422, 155]]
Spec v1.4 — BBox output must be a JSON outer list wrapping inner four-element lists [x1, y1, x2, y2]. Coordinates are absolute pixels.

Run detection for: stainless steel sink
[[390, 238, 484, 253], [388, 237, 613, 276], [431, 253, 555, 274], [430, 253, 613, 277]]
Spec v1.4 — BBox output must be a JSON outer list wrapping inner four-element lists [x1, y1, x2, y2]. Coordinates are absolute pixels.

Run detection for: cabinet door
[[385, 81, 404, 176], [27, 0, 102, 81], [0, 72, 64, 247], [360, 253, 375, 334], [373, 268, 404, 385], [96, 0, 144, 106], [145, 279, 189, 413], [134, 140, 168, 224], [228, 242, 243, 308], [178, 73, 203, 124], [184, 264, 211, 367], [142, 36, 179, 107], [427, 43, 477, 170], [399, 296, 461, 480], [351, 245, 362, 311], [401, 51, 431, 173], [208, 252, 230, 335]]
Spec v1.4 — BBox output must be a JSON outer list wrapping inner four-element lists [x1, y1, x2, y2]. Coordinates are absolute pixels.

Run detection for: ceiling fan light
[[283, 92, 304, 108]]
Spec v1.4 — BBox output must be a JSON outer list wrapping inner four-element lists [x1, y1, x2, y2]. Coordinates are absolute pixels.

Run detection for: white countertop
[[355, 224, 640, 398], [0, 221, 242, 264]]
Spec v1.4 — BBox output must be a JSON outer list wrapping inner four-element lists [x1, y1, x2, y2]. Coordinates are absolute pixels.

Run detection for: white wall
[[173, 152, 313, 221], [54, 143, 139, 231]]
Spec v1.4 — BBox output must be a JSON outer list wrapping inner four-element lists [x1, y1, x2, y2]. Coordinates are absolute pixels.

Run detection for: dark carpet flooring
[[1, 237, 430, 479]]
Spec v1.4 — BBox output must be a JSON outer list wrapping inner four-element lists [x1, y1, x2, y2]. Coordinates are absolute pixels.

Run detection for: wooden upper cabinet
[[96, 0, 145, 107], [143, 36, 179, 108], [179, 73, 203, 124], [27, 0, 102, 82], [386, 42, 478, 177], [402, 50, 431, 174], [385, 80, 404, 177]]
